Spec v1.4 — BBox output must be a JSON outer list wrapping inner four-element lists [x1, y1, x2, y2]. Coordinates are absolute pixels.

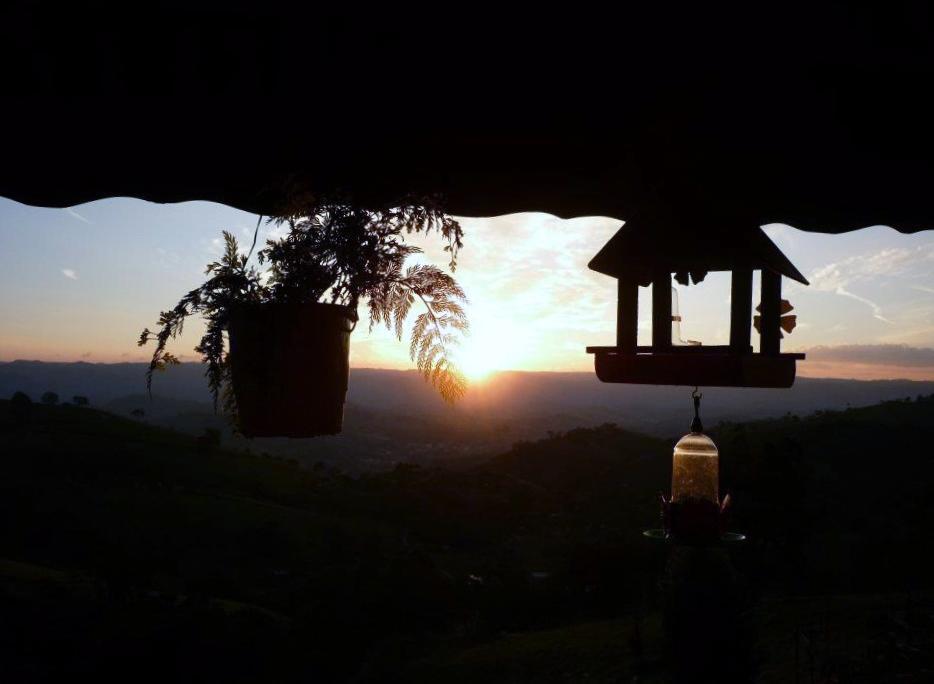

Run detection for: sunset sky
[[1, 197, 933, 381]]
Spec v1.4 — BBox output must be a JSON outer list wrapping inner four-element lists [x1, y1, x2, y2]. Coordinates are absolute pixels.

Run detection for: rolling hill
[[4, 360, 934, 472], [3, 394, 934, 680]]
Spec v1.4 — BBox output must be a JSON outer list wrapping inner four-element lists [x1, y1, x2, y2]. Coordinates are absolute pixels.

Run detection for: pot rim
[[229, 300, 358, 324]]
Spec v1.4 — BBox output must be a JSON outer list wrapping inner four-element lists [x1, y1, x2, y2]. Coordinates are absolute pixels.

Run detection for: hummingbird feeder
[[661, 389, 734, 544], [586, 221, 808, 388], [642, 389, 744, 545]]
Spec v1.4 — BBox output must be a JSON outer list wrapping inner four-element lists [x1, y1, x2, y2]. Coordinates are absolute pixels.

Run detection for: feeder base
[[643, 529, 746, 544], [586, 347, 805, 388]]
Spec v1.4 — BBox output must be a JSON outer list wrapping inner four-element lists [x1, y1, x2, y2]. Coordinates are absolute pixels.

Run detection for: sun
[[456, 314, 528, 382], [459, 336, 500, 381]]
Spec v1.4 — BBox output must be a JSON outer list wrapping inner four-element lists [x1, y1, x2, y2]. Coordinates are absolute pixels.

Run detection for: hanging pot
[[227, 302, 356, 438]]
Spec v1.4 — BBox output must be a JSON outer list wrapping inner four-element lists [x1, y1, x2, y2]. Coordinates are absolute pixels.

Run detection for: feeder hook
[[690, 386, 704, 433]]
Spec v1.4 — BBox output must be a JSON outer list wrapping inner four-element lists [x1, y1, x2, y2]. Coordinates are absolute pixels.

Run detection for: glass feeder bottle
[[671, 391, 719, 504], [671, 431, 719, 504]]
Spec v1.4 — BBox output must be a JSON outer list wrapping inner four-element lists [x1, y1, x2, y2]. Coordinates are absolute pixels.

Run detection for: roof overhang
[[3, 4, 934, 237]]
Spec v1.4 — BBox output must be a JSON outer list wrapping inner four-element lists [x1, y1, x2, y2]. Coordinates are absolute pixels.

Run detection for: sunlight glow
[[457, 313, 530, 382], [3, 199, 934, 382]]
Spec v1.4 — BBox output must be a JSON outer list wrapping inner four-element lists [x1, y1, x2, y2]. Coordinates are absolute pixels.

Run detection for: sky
[[1, 197, 934, 380]]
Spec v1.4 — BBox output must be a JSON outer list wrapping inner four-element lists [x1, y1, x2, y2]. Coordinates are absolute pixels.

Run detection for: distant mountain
[[3, 361, 934, 470], [0, 361, 215, 405]]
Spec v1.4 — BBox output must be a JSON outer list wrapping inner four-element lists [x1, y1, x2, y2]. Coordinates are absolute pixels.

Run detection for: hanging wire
[[245, 214, 263, 263], [691, 386, 704, 433]]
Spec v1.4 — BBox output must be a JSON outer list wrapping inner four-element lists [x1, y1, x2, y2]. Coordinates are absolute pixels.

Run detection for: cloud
[[350, 213, 622, 372], [265, 221, 290, 242], [61, 268, 78, 280], [797, 344, 934, 381], [833, 286, 891, 323], [155, 246, 182, 269], [802, 344, 934, 367], [64, 207, 91, 224], [811, 246, 934, 286], [808, 245, 934, 323]]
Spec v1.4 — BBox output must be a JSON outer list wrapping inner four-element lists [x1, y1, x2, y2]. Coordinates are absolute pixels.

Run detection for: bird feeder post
[[652, 272, 673, 351], [759, 269, 782, 356], [729, 268, 753, 353], [616, 278, 639, 353]]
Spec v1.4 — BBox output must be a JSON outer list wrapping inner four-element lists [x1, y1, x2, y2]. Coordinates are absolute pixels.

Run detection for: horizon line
[[2, 358, 934, 384]]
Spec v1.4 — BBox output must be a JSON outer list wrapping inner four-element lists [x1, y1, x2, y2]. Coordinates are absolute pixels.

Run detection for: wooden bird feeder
[[586, 221, 808, 388]]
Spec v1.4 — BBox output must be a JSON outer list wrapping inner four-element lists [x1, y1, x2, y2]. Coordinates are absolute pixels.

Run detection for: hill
[[0, 400, 420, 681], [2, 395, 934, 680], [4, 360, 934, 472], [486, 396, 934, 595]]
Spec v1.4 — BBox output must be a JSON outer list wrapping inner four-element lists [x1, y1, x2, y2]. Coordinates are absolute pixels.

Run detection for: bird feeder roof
[[588, 222, 809, 285]]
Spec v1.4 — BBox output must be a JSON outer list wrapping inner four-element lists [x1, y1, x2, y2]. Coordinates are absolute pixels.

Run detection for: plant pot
[[227, 302, 356, 437]]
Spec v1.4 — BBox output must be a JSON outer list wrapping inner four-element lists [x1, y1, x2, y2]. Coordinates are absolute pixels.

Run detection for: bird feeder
[[586, 221, 808, 387], [661, 390, 729, 544], [641, 390, 741, 545]]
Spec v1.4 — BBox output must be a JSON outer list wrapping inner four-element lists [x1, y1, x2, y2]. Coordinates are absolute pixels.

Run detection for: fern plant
[[139, 198, 468, 412]]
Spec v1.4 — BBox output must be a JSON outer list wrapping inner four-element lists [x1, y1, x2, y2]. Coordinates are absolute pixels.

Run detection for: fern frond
[[394, 266, 470, 402], [410, 313, 431, 358], [142, 196, 467, 411]]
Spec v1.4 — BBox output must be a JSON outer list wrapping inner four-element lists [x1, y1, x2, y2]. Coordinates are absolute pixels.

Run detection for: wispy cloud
[[64, 207, 91, 224], [834, 286, 891, 323], [808, 245, 934, 324], [812, 246, 934, 284], [154, 246, 182, 271], [61, 268, 78, 280]]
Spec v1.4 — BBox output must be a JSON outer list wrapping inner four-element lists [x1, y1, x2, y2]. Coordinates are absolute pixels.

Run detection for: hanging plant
[[138, 197, 468, 436]]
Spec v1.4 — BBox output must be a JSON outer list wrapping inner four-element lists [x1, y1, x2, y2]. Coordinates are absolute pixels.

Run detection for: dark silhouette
[[72, 395, 90, 406], [587, 224, 806, 388], [3, 7, 934, 681], [129, 408, 145, 419], [39, 391, 59, 406], [5, 7, 934, 241], [196, 427, 221, 452], [9, 391, 32, 424], [2, 396, 933, 680], [139, 201, 467, 437], [661, 546, 753, 683]]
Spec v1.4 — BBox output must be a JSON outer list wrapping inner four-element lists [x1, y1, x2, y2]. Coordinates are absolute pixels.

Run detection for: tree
[[197, 428, 221, 451], [10, 391, 33, 423], [72, 395, 90, 407], [40, 391, 59, 406], [130, 408, 145, 419]]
